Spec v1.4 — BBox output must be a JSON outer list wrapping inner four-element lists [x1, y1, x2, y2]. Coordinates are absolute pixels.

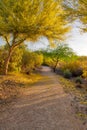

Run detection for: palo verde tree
[[78, 0, 87, 31], [0, 0, 70, 75], [45, 44, 76, 72], [65, 0, 87, 29]]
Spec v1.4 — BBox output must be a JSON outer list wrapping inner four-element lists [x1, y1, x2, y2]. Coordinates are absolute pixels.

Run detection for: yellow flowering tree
[[0, 0, 69, 74], [78, 0, 87, 30]]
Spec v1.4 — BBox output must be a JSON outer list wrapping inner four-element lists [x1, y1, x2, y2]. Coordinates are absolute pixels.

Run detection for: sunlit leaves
[[0, 0, 71, 74], [22, 50, 43, 73], [0, 0, 69, 44], [42, 44, 75, 71], [78, 0, 87, 30]]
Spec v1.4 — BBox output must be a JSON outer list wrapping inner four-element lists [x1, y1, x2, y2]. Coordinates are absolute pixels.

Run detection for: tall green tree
[[45, 44, 75, 72], [0, 0, 69, 74]]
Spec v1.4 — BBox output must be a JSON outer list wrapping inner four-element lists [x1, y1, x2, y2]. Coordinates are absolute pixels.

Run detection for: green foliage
[[22, 51, 35, 73], [78, 56, 87, 78], [78, 0, 87, 29], [0, 45, 24, 73], [0, 47, 7, 73], [22, 51, 43, 74], [59, 56, 87, 78], [34, 53, 43, 67], [43, 57, 54, 67], [63, 69, 72, 79], [50, 44, 75, 60], [0, 0, 70, 74], [75, 77, 83, 84], [42, 50, 54, 66], [82, 70, 87, 79], [61, 60, 83, 77], [64, 0, 87, 31], [9, 47, 23, 72], [0, 0, 69, 44], [42, 44, 76, 71], [0, 45, 43, 74]]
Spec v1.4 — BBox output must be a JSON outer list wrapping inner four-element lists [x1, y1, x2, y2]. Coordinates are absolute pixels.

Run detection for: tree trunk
[[53, 60, 58, 72], [4, 47, 13, 75]]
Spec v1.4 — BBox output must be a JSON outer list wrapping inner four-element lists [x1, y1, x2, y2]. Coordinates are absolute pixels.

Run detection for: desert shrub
[[75, 83, 83, 89], [82, 70, 87, 78], [61, 61, 83, 77], [72, 68, 83, 77], [34, 53, 43, 67], [9, 47, 23, 72], [0, 47, 8, 74], [63, 69, 72, 79], [43, 56, 54, 67], [0, 44, 26, 73], [56, 68, 64, 75], [22, 51, 43, 74], [22, 51, 35, 73], [81, 61, 87, 79], [0, 44, 43, 74], [75, 77, 83, 84]]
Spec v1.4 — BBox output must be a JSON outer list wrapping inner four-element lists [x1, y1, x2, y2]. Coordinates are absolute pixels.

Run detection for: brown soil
[[0, 66, 86, 130]]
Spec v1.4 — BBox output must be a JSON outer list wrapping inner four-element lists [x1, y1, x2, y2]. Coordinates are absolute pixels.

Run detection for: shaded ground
[[0, 66, 86, 130], [0, 73, 41, 102]]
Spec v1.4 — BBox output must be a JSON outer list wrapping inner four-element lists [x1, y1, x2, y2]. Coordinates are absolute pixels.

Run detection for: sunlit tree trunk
[[3, 33, 26, 75], [4, 47, 14, 75]]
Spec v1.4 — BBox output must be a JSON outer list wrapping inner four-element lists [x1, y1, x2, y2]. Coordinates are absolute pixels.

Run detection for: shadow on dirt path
[[0, 66, 86, 130]]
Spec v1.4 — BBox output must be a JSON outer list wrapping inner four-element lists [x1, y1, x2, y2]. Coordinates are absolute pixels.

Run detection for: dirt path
[[0, 66, 86, 130]]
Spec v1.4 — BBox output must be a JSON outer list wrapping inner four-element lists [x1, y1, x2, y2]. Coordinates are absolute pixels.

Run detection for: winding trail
[[0, 66, 85, 130]]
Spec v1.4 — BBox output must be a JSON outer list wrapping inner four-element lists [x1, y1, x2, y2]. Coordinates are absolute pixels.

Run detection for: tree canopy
[[42, 44, 76, 72], [0, 0, 69, 43], [0, 0, 70, 74], [78, 0, 87, 31]]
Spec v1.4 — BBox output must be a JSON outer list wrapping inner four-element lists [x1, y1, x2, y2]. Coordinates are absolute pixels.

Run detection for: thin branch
[[4, 36, 10, 47], [11, 33, 18, 46], [13, 37, 26, 48], [52, 58, 56, 62]]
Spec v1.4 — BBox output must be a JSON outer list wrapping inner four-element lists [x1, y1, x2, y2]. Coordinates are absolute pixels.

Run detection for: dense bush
[[61, 61, 83, 77], [22, 51, 43, 74], [75, 77, 83, 84], [63, 69, 72, 79], [56, 68, 64, 75], [42, 44, 76, 72], [0, 45, 43, 74], [0, 45, 25, 73], [81, 61, 87, 79], [82, 70, 87, 79], [9, 47, 23, 72], [0, 47, 8, 73], [34, 53, 43, 67]]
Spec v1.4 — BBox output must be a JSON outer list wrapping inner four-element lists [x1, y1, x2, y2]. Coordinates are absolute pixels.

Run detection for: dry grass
[[58, 75, 87, 97], [58, 75, 87, 122], [0, 72, 42, 103]]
